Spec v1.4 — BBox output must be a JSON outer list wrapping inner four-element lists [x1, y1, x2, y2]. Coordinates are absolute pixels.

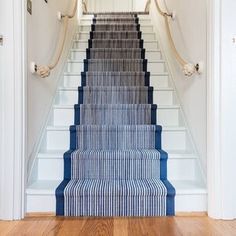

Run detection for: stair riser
[[72, 41, 159, 51], [44, 129, 187, 151], [75, 33, 156, 41], [69, 50, 162, 61], [175, 194, 207, 212], [37, 157, 197, 181], [68, 156, 162, 180], [79, 25, 154, 33], [63, 74, 170, 88], [67, 61, 166, 73], [56, 89, 173, 106], [69, 126, 160, 150], [26, 192, 207, 213], [27, 195, 56, 213], [52, 107, 180, 127], [80, 19, 152, 25]]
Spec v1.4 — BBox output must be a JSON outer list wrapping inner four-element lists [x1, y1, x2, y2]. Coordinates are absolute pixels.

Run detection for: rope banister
[[31, 0, 78, 78], [82, 0, 88, 13], [145, 0, 151, 13], [152, 0, 202, 76]]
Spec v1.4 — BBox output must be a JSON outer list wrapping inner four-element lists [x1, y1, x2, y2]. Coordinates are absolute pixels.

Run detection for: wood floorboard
[[0, 217, 236, 236]]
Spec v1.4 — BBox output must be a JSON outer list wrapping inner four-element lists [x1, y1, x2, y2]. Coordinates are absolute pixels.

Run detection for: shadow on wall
[[27, 0, 80, 175], [150, 0, 207, 175]]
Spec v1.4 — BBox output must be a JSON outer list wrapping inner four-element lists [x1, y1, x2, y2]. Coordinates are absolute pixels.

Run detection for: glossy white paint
[[207, 0, 236, 220], [0, 0, 26, 220], [27, 15, 206, 213]]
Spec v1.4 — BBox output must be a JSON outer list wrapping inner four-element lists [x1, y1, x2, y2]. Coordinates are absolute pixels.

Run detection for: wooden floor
[[0, 216, 236, 236]]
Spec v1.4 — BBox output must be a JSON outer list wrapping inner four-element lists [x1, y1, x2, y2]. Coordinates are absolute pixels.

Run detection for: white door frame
[[207, 0, 236, 220], [0, 0, 26, 220], [207, 0, 222, 219]]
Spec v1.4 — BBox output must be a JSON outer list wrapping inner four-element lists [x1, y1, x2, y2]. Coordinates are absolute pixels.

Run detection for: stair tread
[[73, 39, 157, 43], [83, 12, 149, 15], [27, 180, 206, 195], [38, 150, 197, 158], [64, 72, 168, 75], [71, 48, 160, 52], [53, 104, 180, 109], [77, 31, 154, 34], [171, 180, 207, 194], [38, 149, 196, 159], [58, 179, 170, 196], [68, 59, 164, 62], [46, 125, 186, 131], [80, 23, 153, 26], [59, 86, 173, 91]]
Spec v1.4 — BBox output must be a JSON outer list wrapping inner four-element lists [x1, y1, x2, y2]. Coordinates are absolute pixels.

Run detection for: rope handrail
[[153, 0, 202, 76], [82, 0, 88, 13], [31, 0, 78, 78], [145, 0, 151, 13]]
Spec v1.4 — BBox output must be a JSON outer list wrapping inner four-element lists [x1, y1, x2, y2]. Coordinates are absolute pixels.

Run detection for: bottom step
[[56, 179, 175, 217], [26, 180, 207, 214]]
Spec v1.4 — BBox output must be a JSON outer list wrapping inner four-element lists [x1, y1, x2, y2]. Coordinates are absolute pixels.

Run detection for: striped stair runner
[[56, 13, 175, 217]]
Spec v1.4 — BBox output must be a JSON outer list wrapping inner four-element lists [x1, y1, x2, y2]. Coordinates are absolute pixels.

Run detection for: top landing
[[83, 12, 149, 15]]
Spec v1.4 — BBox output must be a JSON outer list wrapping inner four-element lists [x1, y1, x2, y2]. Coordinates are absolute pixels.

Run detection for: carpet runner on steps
[[90, 31, 142, 40], [81, 72, 150, 86], [56, 13, 175, 217]]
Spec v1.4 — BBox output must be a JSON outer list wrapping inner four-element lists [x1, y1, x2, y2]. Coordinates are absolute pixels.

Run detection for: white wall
[[208, 0, 236, 220], [27, 1, 78, 169], [86, 0, 147, 12], [150, 0, 207, 175]]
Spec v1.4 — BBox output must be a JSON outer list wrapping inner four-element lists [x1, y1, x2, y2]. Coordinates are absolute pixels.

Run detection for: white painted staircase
[[27, 14, 207, 214]]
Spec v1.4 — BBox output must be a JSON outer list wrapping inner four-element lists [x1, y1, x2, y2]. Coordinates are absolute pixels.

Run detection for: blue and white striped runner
[[82, 86, 150, 104], [64, 179, 167, 217], [75, 125, 156, 150], [91, 31, 141, 39], [71, 149, 161, 179], [89, 39, 141, 48], [86, 59, 145, 72], [83, 72, 147, 86], [89, 49, 143, 59], [79, 104, 153, 125], [93, 24, 138, 31], [56, 14, 175, 217]]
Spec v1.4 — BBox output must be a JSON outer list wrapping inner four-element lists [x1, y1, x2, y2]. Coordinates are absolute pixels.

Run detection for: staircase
[[26, 13, 207, 215]]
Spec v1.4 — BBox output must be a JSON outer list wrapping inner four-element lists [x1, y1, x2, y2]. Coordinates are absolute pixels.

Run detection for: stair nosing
[[76, 32, 155, 35], [73, 39, 158, 43], [26, 180, 207, 196], [79, 23, 153, 26], [53, 104, 180, 109], [38, 151, 198, 160], [58, 86, 173, 91], [63, 72, 169, 76], [70, 49, 161, 52], [46, 125, 187, 131], [67, 59, 164, 63]]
